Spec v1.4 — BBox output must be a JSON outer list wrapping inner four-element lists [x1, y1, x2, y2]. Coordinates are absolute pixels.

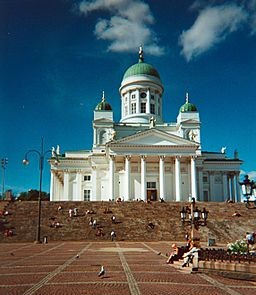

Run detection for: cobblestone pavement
[[0, 241, 256, 295]]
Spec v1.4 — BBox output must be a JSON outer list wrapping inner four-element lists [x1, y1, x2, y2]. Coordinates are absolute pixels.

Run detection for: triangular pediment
[[108, 128, 198, 147]]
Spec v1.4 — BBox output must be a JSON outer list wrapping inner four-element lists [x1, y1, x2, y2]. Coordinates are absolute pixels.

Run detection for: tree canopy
[[17, 190, 49, 201]]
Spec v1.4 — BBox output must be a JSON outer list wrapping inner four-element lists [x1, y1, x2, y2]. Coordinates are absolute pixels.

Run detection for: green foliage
[[227, 239, 248, 254], [17, 190, 49, 201]]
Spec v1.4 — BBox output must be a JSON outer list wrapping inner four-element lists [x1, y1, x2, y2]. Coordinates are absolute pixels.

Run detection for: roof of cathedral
[[123, 46, 160, 80], [95, 92, 112, 111], [179, 93, 198, 113]]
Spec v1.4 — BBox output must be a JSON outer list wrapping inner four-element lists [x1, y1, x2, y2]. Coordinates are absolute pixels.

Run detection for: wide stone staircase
[[0, 200, 255, 244]]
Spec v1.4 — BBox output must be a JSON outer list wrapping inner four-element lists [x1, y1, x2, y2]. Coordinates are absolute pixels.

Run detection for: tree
[[17, 190, 50, 201]]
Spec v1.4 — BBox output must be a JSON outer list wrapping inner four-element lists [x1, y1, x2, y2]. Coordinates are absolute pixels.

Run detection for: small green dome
[[123, 61, 160, 80], [95, 92, 112, 111], [180, 102, 197, 112], [179, 93, 198, 112]]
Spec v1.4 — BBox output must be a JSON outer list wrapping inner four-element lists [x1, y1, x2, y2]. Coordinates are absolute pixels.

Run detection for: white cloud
[[248, 170, 256, 179], [179, 3, 248, 61], [78, 0, 164, 55], [246, 0, 256, 34]]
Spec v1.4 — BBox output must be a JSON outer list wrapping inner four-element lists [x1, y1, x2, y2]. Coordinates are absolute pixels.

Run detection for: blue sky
[[1, 0, 256, 195]]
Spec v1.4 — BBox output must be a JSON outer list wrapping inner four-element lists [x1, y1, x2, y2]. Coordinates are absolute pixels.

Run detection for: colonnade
[[109, 155, 197, 202]]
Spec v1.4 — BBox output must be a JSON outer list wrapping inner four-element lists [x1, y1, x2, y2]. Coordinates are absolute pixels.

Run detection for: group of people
[[68, 208, 78, 217], [166, 238, 199, 267]]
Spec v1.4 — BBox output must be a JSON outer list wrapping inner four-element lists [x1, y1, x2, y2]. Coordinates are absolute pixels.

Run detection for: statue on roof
[[149, 116, 156, 128]]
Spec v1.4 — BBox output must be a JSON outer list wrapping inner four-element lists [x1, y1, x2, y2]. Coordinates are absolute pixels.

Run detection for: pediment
[[108, 128, 198, 147]]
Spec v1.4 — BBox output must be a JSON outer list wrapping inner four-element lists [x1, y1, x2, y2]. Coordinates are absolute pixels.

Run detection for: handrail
[[199, 248, 256, 264]]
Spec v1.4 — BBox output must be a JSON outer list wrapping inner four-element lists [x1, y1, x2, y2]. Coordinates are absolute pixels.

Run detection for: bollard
[[43, 236, 48, 244]]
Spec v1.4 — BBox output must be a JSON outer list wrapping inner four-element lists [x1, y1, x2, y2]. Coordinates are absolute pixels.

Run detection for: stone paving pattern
[[0, 241, 255, 295]]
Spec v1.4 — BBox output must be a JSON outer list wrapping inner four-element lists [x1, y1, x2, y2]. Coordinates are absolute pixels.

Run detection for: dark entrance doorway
[[147, 189, 157, 201]]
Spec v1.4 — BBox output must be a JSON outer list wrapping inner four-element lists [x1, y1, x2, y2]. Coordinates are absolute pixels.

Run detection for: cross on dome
[[139, 45, 144, 63], [186, 92, 189, 103], [102, 91, 105, 101]]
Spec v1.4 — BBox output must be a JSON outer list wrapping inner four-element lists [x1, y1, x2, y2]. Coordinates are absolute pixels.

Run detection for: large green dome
[[123, 46, 160, 80], [123, 61, 160, 80], [95, 92, 112, 111]]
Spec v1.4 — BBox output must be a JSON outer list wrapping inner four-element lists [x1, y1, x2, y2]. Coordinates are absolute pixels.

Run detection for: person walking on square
[[110, 230, 116, 241]]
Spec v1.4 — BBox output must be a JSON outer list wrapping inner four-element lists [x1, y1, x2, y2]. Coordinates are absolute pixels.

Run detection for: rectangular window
[[84, 175, 91, 181], [151, 94, 155, 100], [150, 103, 155, 114], [84, 190, 91, 201], [141, 102, 146, 113], [147, 182, 156, 189], [131, 103, 136, 114], [131, 94, 136, 99], [203, 176, 208, 183]]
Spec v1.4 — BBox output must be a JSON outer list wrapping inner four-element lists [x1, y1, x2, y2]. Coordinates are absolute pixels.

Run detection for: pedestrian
[[111, 215, 116, 223], [92, 219, 97, 229], [110, 230, 116, 241], [68, 208, 72, 218], [74, 207, 78, 216]]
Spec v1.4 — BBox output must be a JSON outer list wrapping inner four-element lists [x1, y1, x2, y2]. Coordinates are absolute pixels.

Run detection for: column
[[235, 173, 241, 202], [191, 156, 197, 201], [141, 155, 146, 201], [63, 171, 70, 201], [76, 172, 82, 201], [146, 88, 150, 113], [125, 156, 131, 201], [109, 155, 115, 201], [175, 156, 181, 201], [91, 167, 97, 201], [209, 172, 215, 202], [136, 89, 140, 113], [228, 175, 232, 201], [159, 156, 165, 200], [198, 168, 203, 201], [93, 128, 97, 146], [127, 91, 131, 115], [222, 173, 228, 201], [231, 174, 235, 202], [50, 170, 55, 201]]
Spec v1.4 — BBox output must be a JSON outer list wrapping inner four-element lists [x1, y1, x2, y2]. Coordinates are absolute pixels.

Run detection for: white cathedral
[[49, 48, 242, 203]]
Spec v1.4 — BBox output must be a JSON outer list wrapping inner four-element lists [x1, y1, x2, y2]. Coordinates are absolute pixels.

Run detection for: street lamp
[[1, 158, 8, 199], [180, 197, 209, 245], [239, 175, 256, 208], [23, 138, 58, 243]]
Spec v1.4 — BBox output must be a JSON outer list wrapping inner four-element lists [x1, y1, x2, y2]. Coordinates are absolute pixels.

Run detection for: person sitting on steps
[[181, 242, 199, 267], [166, 244, 183, 264]]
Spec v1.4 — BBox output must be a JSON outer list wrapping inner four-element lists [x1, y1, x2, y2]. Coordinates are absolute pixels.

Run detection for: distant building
[[49, 48, 242, 202]]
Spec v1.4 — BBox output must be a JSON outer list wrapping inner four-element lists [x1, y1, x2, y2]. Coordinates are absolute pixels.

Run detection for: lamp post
[[239, 175, 256, 208], [1, 158, 8, 199], [180, 197, 208, 246], [23, 138, 58, 243]]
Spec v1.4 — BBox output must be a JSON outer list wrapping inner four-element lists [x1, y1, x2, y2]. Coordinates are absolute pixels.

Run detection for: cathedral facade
[[49, 49, 242, 202]]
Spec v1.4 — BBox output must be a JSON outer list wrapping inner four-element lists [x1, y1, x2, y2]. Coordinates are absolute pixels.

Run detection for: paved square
[[0, 242, 255, 295]]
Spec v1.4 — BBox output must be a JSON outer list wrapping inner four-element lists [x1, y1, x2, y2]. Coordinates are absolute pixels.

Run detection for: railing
[[199, 248, 256, 264]]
